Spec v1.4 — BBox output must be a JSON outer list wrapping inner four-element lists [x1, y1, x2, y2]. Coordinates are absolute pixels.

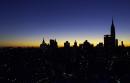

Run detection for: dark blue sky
[[0, 0, 130, 47]]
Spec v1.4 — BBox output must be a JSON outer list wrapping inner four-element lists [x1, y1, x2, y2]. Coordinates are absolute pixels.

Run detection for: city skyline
[[1, 18, 130, 47], [0, 0, 130, 47], [0, 19, 130, 47], [40, 19, 125, 48]]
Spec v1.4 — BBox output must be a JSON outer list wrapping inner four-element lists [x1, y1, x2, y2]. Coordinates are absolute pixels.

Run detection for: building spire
[[42, 37, 45, 44], [112, 17, 114, 25], [111, 18, 115, 38]]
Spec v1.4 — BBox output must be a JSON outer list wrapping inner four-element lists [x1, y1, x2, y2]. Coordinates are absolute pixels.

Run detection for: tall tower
[[40, 37, 48, 49], [111, 19, 115, 38], [111, 19, 116, 47], [104, 19, 117, 48], [42, 38, 45, 44]]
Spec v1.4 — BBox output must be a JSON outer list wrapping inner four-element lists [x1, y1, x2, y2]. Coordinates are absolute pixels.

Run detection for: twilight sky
[[0, 0, 130, 47]]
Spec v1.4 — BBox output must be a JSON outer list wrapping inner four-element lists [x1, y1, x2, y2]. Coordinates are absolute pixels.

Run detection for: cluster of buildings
[[40, 19, 124, 48], [103, 19, 124, 48]]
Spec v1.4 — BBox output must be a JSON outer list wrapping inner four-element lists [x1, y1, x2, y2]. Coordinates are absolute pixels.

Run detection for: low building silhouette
[[64, 41, 70, 48], [121, 41, 124, 47], [83, 40, 92, 48], [40, 38, 48, 50], [73, 40, 78, 47], [50, 39, 58, 48], [96, 42, 104, 48]]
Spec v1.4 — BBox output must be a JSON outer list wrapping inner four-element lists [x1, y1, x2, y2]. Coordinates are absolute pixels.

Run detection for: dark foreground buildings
[[0, 20, 130, 83]]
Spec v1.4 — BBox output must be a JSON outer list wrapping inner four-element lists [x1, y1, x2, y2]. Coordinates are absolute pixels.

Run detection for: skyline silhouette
[[0, 18, 130, 47], [0, 0, 130, 47], [0, 0, 130, 82], [0, 27, 130, 82], [39, 19, 126, 48], [0, 19, 130, 47]]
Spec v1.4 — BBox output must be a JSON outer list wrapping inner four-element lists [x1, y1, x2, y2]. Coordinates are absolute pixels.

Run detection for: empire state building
[[104, 19, 118, 48]]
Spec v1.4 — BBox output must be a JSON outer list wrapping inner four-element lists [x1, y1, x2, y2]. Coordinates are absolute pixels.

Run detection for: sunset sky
[[0, 0, 130, 47]]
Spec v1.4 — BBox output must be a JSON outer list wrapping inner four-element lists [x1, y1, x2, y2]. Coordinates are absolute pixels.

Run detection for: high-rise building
[[83, 40, 92, 48], [104, 19, 118, 48], [115, 39, 118, 47], [40, 37, 48, 49], [121, 41, 124, 47], [73, 40, 77, 47], [50, 39, 58, 48], [111, 19, 115, 39], [64, 41, 70, 48]]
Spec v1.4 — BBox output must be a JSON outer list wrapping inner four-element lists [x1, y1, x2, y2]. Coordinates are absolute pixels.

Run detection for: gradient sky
[[0, 0, 130, 47]]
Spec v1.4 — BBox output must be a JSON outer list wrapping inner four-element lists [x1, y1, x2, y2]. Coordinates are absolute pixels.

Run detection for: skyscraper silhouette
[[64, 41, 70, 48], [40, 37, 48, 49], [104, 19, 117, 48], [73, 40, 78, 47], [111, 19, 115, 39], [110, 19, 116, 47], [50, 39, 58, 48]]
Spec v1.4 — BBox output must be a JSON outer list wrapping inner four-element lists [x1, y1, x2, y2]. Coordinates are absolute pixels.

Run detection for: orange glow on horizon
[[0, 39, 130, 47]]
